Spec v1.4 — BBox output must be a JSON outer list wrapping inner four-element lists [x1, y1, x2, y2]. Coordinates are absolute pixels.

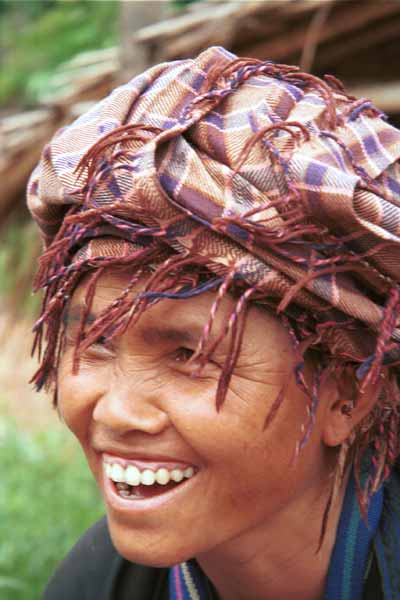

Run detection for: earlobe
[[322, 397, 355, 447], [322, 374, 381, 448]]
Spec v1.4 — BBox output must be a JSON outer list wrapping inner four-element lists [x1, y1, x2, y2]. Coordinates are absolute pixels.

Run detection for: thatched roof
[[2, 0, 400, 222]]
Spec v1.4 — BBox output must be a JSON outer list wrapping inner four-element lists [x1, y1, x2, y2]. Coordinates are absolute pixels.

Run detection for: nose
[[92, 374, 170, 435]]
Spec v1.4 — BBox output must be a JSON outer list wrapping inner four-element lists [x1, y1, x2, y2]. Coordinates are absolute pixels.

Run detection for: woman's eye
[[93, 335, 107, 346], [172, 347, 195, 363], [170, 347, 220, 377], [86, 335, 115, 356]]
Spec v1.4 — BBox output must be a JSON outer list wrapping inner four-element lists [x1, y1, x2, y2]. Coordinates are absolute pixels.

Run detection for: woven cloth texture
[[27, 46, 400, 373]]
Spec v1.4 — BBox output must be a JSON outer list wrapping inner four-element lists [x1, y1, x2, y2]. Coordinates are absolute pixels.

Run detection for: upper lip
[[94, 445, 198, 468]]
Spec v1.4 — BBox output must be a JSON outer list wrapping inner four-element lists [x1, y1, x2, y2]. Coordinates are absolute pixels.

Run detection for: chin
[[107, 518, 194, 567]]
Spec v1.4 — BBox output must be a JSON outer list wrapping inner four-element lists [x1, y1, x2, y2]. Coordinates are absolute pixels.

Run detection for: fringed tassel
[[189, 269, 237, 366], [263, 381, 289, 431], [74, 124, 162, 182], [72, 268, 104, 373], [360, 286, 400, 392], [214, 287, 256, 410]]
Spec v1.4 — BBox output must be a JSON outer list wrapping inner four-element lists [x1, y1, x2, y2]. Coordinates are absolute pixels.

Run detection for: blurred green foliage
[[0, 419, 103, 600], [0, 0, 119, 107], [0, 217, 41, 316]]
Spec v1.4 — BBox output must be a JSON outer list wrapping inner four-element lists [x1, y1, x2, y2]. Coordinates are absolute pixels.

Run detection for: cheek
[[192, 381, 319, 494], [57, 358, 107, 438]]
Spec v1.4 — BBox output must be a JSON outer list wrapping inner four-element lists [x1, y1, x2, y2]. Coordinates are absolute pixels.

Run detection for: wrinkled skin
[[57, 269, 374, 600]]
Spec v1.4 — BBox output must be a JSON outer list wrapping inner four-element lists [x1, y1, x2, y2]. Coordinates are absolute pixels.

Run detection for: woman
[[28, 47, 400, 599]]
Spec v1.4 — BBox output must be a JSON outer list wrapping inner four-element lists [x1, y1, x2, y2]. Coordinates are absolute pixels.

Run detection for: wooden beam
[[317, 18, 400, 68], [244, 1, 400, 61], [134, 2, 261, 43]]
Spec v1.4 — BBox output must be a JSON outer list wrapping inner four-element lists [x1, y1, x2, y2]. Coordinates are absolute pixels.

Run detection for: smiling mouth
[[104, 461, 196, 500]]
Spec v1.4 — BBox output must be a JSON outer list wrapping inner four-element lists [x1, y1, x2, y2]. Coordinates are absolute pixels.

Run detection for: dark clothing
[[43, 517, 382, 600], [43, 517, 217, 599], [43, 518, 170, 600]]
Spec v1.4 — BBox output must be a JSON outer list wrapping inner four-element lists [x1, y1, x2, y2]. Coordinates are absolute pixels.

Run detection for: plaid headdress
[[27, 46, 400, 509]]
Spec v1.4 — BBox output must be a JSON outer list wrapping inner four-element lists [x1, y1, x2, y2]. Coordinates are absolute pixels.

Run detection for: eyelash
[[83, 340, 196, 361]]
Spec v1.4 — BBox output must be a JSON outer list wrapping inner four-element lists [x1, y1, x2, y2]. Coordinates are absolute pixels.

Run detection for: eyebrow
[[64, 304, 200, 346], [63, 305, 96, 327], [141, 326, 198, 346]]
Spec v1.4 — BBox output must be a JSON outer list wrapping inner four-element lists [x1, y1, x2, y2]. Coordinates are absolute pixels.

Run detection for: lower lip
[[102, 470, 198, 514]]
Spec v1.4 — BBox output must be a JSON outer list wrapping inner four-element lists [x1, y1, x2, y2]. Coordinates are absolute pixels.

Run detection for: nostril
[[93, 391, 169, 435]]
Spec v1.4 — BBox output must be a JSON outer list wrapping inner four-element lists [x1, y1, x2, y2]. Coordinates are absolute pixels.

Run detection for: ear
[[321, 371, 380, 448]]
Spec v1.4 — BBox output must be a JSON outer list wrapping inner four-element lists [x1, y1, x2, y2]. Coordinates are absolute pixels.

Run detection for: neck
[[196, 474, 348, 600]]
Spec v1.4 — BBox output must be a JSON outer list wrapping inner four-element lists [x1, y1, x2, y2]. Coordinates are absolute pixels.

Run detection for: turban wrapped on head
[[28, 46, 400, 507]]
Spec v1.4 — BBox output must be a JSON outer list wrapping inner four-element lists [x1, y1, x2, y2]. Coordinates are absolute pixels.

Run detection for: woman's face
[[58, 269, 333, 566]]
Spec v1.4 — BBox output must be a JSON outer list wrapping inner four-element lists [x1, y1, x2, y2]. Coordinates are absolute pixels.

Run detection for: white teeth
[[141, 469, 156, 485], [125, 465, 141, 486], [105, 461, 196, 486], [170, 468, 184, 483], [155, 468, 170, 485], [111, 464, 125, 483]]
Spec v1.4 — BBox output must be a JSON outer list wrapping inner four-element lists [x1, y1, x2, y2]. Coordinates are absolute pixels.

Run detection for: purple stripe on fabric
[[319, 132, 347, 172], [388, 175, 400, 196], [216, 46, 236, 60], [98, 121, 118, 135], [178, 184, 223, 221], [305, 161, 328, 186], [159, 172, 180, 198], [226, 223, 250, 242], [248, 110, 259, 134], [161, 117, 179, 129], [302, 93, 325, 106], [282, 82, 303, 101], [107, 177, 122, 198], [363, 134, 378, 156], [204, 111, 224, 128], [144, 116, 177, 130], [191, 71, 206, 92], [274, 91, 295, 120], [349, 101, 373, 121], [207, 126, 229, 165]]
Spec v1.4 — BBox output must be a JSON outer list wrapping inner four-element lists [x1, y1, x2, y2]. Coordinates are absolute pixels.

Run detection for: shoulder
[[43, 517, 168, 600]]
